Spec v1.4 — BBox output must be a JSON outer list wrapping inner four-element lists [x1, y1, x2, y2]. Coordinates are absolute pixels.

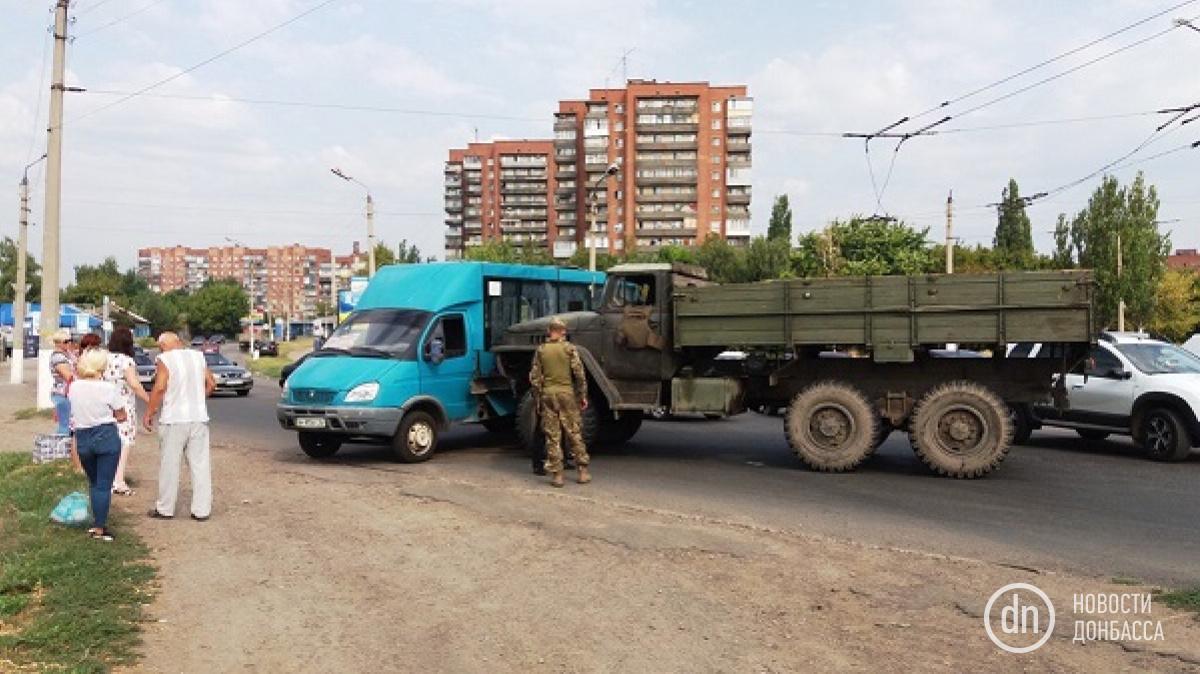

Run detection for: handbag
[[33, 433, 72, 464], [50, 491, 91, 526]]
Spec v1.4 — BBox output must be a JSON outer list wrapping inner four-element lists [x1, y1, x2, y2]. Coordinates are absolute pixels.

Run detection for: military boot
[[550, 471, 565, 488], [577, 466, 591, 484]]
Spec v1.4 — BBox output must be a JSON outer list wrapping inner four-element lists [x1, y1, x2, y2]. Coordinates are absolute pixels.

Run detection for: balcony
[[635, 121, 698, 133], [726, 167, 751, 186], [553, 241, 577, 259], [445, 214, 464, 225], [635, 173, 697, 186], [500, 170, 547, 182], [726, 190, 751, 206], [445, 201, 463, 212], [635, 100, 698, 114], [726, 118, 752, 136], [727, 137, 752, 152], [635, 139, 697, 151], [445, 226, 463, 237], [501, 183, 545, 194], [636, 224, 697, 237], [726, 153, 752, 169], [636, 153, 696, 166], [636, 209, 695, 220], [725, 219, 751, 237], [636, 190, 696, 203]]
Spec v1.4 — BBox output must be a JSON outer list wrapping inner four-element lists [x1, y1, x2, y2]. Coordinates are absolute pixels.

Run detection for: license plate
[[225, 379, 243, 385], [295, 417, 327, 429]]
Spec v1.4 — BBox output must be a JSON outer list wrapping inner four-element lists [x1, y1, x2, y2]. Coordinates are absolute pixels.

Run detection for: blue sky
[[1, 0, 1198, 285]]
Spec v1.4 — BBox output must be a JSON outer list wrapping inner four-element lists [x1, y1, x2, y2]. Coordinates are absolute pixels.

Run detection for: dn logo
[[984, 583, 1056, 654]]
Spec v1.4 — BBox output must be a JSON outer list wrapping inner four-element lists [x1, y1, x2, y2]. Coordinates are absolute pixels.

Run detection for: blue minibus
[[276, 262, 603, 461]]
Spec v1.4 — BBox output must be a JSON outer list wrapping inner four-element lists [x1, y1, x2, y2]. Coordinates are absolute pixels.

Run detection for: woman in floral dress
[[104, 328, 151, 495]]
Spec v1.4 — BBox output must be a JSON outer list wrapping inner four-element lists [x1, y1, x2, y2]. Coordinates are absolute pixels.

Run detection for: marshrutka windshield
[[322, 309, 430, 360], [1116, 343, 1200, 375]]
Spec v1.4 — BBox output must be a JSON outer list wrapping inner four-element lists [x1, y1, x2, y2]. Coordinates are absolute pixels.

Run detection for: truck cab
[[276, 262, 603, 462]]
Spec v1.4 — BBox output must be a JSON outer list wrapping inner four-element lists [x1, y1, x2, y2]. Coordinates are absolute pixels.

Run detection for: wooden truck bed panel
[[673, 271, 1094, 362]]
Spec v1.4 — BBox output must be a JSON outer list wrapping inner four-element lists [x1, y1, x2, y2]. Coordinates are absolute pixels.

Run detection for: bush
[[137, 336, 157, 350]]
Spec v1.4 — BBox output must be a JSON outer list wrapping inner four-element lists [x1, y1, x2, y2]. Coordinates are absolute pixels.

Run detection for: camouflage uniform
[[530, 338, 589, 474]]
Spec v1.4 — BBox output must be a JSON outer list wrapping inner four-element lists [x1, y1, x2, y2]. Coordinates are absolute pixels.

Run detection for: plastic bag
[[50, 492, 91, 526]]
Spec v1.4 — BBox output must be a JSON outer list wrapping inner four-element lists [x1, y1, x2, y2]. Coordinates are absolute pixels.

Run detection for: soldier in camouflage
[[529, 317, 591, 488]]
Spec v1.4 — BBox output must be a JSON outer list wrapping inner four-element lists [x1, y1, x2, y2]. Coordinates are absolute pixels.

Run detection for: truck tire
[[784, 381, 879, 472], [1076, 429, 1110, 442], [909, 381, 1012, 478], [1009, 403, 1035, 445], [599, 413, 643, 446], [392, 410, 438, 463], [517, 390, 600, 458], [298, 432, 342, 459], [1139, 408, 1192, 462], [481, 416, 516, 434]]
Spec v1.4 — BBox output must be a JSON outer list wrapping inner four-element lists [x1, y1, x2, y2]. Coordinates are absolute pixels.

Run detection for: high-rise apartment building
[[443, 140, 558, 260], [136, 243, 369, 318], [445, 80, 752, 260]]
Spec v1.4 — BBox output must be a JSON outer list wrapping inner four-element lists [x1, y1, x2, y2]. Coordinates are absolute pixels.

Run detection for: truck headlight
[[280, 380, 290, 399], [344, 382, 380, 403]]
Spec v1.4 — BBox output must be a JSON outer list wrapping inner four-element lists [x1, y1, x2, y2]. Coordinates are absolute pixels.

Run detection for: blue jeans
[[76, 423, 121, 528], [51, 393, 71, 435]]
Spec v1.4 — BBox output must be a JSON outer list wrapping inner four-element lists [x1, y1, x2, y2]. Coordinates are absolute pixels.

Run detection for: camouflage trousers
[[540, 390, 589, 474]]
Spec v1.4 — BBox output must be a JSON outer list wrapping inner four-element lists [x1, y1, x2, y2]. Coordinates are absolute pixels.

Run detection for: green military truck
[[495, 263, 1094, 478]]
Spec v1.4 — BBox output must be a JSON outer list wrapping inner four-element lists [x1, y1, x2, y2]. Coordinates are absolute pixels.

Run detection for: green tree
[[128, 290, 180, 334], [796, 217, 933, 277], [1149, 269, 1199, 342], [62, 257, 124, 305], [396, 239, 423, 264], [744, 236, 792, 281], [566, 247, 622, 271], [0, 236, 41, 302], [466, 240, 552, 265], [373, 242, 396, 267], [1069, 172, 1170, 329], [767, 194, 793, 242], [185, 280, 248, 335], [695, 235, 746, 283], [1051, 213, 1073, 269], [994, 178, 1036, 269]]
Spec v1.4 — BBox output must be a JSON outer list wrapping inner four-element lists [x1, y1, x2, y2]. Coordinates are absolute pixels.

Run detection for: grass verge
[[13, 408, 53, 421], [0, 453, 155, 672], [245, 337, 313, 382], [1158, 587, 1200, 617]]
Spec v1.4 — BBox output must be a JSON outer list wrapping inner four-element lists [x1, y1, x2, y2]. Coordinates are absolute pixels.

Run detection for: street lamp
[[330, 167, 376, 277], [8, 154, 47, 383], [588, 163, 620, 275]]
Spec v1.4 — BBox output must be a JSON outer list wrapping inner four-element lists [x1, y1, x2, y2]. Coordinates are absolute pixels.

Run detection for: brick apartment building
[[1167, 249, 1200, 271], [443, 140, 557, 260], [444, 80, 752, 260], [136, 243, 368, 318]]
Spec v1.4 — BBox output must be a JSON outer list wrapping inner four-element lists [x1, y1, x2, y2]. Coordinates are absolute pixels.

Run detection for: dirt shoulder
[[113, 435, 1200, 673]]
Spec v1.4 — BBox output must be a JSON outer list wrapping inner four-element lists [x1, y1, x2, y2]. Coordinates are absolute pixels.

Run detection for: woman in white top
[[68, 348, 128, 542], [104, 328, 151, 495]]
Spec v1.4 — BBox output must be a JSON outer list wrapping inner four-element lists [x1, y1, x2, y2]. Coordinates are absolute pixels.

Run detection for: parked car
[[257, 341, 280, 357], [210, 334, 226, 344], [1020, 332, 1200, 461], [203, 352, 253, 396], [134, 352, 156, 390], [190, 335, 206, 347]]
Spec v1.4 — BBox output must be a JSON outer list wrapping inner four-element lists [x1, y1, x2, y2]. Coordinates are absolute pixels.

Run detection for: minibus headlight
[[345, 382, 380, 403]]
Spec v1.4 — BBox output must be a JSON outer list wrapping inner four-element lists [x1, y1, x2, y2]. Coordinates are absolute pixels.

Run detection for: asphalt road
[[207, 376, 1200, 587]]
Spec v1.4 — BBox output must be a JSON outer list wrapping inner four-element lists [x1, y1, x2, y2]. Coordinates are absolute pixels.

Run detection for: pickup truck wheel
[[1076, 429, 1110, 442], [909, 381, 1012, 478], [298, 432, 342, 459], [1009, 404, 1035, 445], [1139, 408, 1192, 462], [392, 410, 438, 463], [600, 413, 643, 446], [785, 381, 878, 472]]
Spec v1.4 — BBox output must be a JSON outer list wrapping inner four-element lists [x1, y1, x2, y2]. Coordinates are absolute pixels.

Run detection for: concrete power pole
[[36, 0, 69, 409], [366, 194, 376, 277], [10, 171, 33, 384], [1116, 231, 1126, 332], [945, 190, 954, 274]]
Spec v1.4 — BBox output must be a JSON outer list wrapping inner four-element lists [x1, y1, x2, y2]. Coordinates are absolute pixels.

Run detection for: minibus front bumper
[[276, 404, 402, 437]]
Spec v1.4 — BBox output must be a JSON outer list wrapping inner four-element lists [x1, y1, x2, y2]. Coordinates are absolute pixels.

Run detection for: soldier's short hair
[[548, 317, 567, 332]]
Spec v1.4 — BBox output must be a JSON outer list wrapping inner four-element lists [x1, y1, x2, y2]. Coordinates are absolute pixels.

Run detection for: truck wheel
[[517, 390, 600, 457], [1076, 429, 1110, 442], [1009, 403, 1035, 445], [909, 381, 1012, 478], [784, 381, 878, 472], [298, 432, 342, 459], [392, 410, 438, 463], [600, 413, 643, 446], [481, 416, 516, 434], [1139, 408, 1192, 462]]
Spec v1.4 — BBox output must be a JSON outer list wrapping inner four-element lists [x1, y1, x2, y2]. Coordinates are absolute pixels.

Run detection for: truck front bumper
[[276, 404, 402, 437]]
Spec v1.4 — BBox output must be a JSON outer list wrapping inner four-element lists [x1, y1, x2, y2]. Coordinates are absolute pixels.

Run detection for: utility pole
[[1116, 230, 1126, 332], [945, 189, 954, 274], [366, 193, 376, 277], [36, 0, 69, 409], [10, 156, 44, 384]]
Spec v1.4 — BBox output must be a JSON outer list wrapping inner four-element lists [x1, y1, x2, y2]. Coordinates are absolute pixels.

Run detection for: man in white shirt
[[144, 332, 217, 520]]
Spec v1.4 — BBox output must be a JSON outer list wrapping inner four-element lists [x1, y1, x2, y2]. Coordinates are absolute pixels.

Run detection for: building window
[[711, 205, 721, 214], [711, 155, 721, 164], [711, 119, 721, 130], [711, 137, 721, 147], [712, 101, 722, 112], [616, 138, 624, 148], [711, 171, 720, 181], [712, 189, 720, 198], [615, 121, 624, 131]]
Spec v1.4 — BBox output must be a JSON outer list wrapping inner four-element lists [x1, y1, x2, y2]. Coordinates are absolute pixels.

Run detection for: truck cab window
[[607, 275, 656, 308], [429, 315, 467, 359]]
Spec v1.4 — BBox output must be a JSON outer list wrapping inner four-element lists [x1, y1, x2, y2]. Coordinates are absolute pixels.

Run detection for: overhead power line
[[64, 196, 440, 217], [80, 89, 546, 123], [75, 0, 170, 39], [74, 0, 120, 16], [65, 0, 344, 127]]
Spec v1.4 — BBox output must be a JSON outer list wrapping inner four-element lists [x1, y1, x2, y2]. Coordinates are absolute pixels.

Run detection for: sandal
[[112, 485, 135, 496], [89, 528, 114, 542]]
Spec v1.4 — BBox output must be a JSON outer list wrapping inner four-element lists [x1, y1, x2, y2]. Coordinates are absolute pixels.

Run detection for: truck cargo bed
[[673, 271, 1094, 362]]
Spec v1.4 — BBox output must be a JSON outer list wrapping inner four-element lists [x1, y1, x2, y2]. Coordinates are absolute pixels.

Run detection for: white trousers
[[156, 422, 212, 518]]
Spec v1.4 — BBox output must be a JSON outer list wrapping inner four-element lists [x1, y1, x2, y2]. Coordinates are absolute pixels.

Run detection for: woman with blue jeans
[[68, 348, 129, 542], [49, 329, 76, 435]]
